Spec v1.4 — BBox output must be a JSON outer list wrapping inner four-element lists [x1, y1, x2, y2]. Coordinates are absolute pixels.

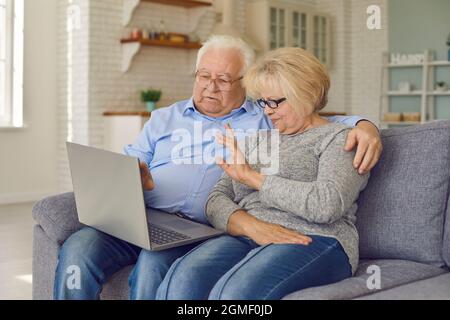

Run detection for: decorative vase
[[436, 83, 448, 92], [146, 101, 156, 112]]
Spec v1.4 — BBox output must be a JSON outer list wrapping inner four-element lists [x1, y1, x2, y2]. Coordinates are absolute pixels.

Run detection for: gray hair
[[196, 35, 255, 76]]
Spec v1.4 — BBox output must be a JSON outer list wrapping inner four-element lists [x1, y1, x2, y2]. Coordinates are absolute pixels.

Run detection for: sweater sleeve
[[259, 130, 369, 224], [205, 173, 242, 231]]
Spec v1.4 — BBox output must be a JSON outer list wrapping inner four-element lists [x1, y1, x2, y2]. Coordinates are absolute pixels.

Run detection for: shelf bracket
[[122, 42, 141, 73], [123, 0, 140, 26]]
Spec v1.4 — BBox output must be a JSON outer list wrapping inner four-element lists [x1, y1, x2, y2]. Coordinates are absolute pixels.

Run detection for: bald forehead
[[197, 47, 244, 77]]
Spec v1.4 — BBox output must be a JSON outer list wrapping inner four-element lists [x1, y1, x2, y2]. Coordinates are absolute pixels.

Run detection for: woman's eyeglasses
[[256, 98, 287, 109]]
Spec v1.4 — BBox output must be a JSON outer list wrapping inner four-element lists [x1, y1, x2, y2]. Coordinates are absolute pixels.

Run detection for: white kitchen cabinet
[[103, 112, 150, 153], [247, 0, 331, 66]]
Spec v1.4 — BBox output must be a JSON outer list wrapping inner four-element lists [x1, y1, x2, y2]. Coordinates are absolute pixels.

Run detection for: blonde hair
[[243, 47, 330, 114], [196, 35, 255, 76]]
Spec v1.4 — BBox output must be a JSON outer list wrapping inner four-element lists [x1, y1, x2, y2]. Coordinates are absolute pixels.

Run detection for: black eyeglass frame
[[256, 97, 287, 109]]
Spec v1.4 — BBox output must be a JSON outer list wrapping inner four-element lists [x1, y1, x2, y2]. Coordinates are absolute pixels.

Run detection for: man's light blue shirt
[[124, 98, 365, 224]]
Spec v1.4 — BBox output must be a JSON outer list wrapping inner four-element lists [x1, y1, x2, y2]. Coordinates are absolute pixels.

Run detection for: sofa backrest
[[356, 120, 450, 268]]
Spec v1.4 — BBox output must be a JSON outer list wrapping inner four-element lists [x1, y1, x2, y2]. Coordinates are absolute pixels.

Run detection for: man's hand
[[139, 160, 155, 191], [345, 120, 383, 175]]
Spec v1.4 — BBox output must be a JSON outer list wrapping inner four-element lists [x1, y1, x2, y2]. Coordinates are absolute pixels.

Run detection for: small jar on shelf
[[384, 112, 403, 122], [158, 20, 168, 40], [402, 112, 421, 122]]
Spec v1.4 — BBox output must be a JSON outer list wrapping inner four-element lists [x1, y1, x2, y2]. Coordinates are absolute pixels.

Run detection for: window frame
[[0, 0, 23, 128]]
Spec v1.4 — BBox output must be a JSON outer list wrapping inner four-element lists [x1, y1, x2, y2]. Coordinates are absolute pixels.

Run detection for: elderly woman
[[155, 47, 370, 300]]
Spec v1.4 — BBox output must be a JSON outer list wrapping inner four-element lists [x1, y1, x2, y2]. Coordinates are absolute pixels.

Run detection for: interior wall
[[0, 0, 58, 204]]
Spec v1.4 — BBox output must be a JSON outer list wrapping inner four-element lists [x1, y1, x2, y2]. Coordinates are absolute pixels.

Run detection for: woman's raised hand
[[216, 124, 265, 190]]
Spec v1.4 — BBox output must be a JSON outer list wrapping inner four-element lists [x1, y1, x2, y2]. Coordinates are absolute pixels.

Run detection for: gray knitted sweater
[[205, 123, 370, 274]]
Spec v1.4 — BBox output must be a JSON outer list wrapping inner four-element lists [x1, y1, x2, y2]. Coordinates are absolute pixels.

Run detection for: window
[[270, 7, 286, 50], [292, 11, 307, 49], [313, 15, 328, 64], [0, 0, 23, 127], [247, 1, 330, 66]]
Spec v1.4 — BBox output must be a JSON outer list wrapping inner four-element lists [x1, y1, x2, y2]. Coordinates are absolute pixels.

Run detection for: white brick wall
[[57, 0, 387, 191], [58, 0, 90, 192], [315, 0, 387, 122], [57, 0, 247, 191], [349, 0, 387, 124], [315, 0, 351, 114]]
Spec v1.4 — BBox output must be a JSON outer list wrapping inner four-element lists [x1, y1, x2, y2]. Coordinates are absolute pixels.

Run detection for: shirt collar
[[183, 97, 258, 117]]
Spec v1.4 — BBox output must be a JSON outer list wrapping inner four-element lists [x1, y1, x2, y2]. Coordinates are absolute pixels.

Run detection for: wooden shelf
[[103, 111, 152, 117], [386, 63, 423, 68], [141, 0, 212, 8], [121, 38, 202, 72], [428, 91, 450, 96], [123, 0, 211, 26], [381, 121, 421, 126], [385, 61, 450, 68], [319, 112, 347, 117], [386, 91, 423, 96], [121, 0, 211, 72], [429, 61, 450, 66], [121, 38, 202, 49]]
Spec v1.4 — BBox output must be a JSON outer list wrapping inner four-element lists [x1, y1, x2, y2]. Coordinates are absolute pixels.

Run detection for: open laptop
[[66, 142, 224, 251]]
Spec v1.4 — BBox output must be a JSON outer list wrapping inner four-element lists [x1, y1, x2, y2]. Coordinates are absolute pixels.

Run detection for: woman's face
[[259, 88, 308, 135]]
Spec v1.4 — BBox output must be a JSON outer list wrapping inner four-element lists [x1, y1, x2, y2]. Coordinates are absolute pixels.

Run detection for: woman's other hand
[[228, 210, 312, 246], [216, 124, 265, 190]]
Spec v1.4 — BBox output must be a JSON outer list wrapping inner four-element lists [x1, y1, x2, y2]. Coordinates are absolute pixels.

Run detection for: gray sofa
[[32, 120, 450, 300]]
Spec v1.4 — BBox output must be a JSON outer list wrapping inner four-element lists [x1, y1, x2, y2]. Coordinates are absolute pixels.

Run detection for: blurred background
[[0, 0, 449, 299]]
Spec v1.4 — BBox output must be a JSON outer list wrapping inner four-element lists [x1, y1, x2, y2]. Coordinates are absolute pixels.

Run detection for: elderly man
[[54, 36, 382, 300]]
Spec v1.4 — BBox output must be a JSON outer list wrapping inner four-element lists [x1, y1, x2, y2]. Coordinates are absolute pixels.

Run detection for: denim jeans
[[53, 227, 200, 300], [156, 234, 352, 300]]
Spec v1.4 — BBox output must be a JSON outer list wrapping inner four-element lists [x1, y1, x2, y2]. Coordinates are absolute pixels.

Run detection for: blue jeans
[[53, 227, 200, 300], [156, 235, 352, 300]]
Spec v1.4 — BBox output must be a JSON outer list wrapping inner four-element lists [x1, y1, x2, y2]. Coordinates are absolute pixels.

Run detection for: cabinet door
[[313, 15, 329, 65], [270, 7, 287, 49], [292, 11, 307, 50]]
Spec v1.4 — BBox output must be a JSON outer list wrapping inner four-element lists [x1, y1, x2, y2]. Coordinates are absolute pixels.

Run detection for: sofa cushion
[[32, 192, 84, 245], [356, 120, 450, 267], [282, 259, 447, 300], [32, 225, 60, 300], [444, 195, 450, 267], [355, 272, 450, 300]]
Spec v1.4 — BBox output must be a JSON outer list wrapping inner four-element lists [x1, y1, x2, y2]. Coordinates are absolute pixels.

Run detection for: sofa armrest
[[32, 192, 84, 245]]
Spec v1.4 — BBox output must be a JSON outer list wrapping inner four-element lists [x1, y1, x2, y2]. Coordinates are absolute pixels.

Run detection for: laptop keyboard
[[149, 224, 191, 245]]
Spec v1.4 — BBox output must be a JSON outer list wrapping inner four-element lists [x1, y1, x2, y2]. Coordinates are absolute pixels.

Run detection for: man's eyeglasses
[[256, 98, 287, 109], [195, 71, 243, 92]]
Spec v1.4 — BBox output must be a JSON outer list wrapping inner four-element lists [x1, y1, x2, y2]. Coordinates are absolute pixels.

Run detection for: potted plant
[[141, 89, 162, 112], [436, 81, 448, 92]]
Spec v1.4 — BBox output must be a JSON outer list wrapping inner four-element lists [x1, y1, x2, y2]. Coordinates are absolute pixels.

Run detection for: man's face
[[193, 48, 247, 118]]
